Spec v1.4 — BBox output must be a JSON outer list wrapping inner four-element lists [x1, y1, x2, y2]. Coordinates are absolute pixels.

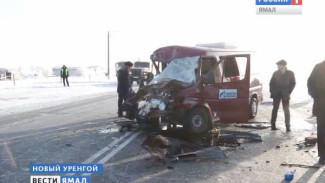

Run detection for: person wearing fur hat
[[269, 59, 296, 132]]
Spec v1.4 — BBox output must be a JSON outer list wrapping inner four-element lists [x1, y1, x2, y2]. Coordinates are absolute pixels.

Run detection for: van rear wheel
[[184, 108, 210, 134], [249, 97, 258, 119]]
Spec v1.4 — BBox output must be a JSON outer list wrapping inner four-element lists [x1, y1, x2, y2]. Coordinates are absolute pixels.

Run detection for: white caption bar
[[256, 6, 302, 15]]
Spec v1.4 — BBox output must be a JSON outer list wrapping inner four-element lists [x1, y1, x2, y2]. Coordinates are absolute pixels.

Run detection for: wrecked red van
[[126, 45, 263, 134]]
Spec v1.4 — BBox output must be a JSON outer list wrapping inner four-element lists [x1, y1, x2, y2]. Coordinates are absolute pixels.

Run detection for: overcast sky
[[0, 0, 324, 77]]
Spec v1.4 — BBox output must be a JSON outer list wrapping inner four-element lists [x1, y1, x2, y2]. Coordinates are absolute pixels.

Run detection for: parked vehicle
[[0, 68, 11, 80], [129, 61, 154, 85], [125, 45, 263, 134]]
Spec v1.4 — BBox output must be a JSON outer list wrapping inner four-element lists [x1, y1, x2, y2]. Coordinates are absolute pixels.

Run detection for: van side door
[[203, 54, 250, 123]]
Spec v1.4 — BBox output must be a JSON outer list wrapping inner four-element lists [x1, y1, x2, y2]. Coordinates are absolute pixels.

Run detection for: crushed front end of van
[[124, 45, 263, 134], [128, 55, 212, 134]]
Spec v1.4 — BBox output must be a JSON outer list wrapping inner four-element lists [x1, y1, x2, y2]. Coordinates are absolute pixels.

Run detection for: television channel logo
[[256, 0, 302, 15]]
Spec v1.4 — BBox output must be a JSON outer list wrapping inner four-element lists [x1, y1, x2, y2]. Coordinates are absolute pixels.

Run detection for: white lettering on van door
[[219, 89, 237, 99]]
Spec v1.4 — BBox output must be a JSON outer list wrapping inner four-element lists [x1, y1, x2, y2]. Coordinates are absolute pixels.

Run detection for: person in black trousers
[[117, 61, 133, 117], [269, 60, 296, 132], [307, 60, 325, 164], [60, 65, 69, 87]]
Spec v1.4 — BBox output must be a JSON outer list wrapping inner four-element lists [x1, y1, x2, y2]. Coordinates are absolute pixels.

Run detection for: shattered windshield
[[151, 56, 199, 84]]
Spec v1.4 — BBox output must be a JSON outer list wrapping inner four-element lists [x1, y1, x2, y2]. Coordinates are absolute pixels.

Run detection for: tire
[[249, 97, 258, 119], [184, 108, 211, 134]]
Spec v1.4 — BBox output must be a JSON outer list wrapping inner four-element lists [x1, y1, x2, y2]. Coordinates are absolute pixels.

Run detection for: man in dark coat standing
[[307, 60, 325, 164], [269, 60, 296, 132], [60, 65, 69, 87], [117, 61, 133, 117]]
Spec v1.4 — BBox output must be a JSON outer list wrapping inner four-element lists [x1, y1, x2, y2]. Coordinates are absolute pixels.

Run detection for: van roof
[[150, 45, 253, 63]]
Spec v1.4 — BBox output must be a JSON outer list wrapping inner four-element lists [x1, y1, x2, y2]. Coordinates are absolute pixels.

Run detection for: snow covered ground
[[0, 75, 312, 118], [0, 76, 118, 117]]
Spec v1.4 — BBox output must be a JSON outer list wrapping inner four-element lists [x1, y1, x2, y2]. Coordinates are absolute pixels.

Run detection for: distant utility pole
[[107, 31, 110, 79]]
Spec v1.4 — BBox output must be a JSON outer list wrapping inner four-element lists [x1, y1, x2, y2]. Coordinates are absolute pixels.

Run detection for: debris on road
[[305, 135, 317, 145], [220, 130, 262, 142], [166, 165, 175, 170], [141, 128, 261, 165], [114, 120, 138, 132], [169, 146, 227, 162], [296, 137, 317, 149], [234, 123, 271, 129], [57, 128, 69, 131], [217, 134, 241, 147], [280, 162, 321, 169], [141, 133, 199, 164], [294, 134, 317, 150], [141, 134, 168, 165], [297, 143, 305, 149]]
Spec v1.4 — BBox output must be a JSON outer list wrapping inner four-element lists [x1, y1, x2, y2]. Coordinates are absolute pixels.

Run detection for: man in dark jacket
[[60, 65, 69, 87], [307, 60, 325, 164], [117, 61, 133, 117], [269, 60, 296, 132]]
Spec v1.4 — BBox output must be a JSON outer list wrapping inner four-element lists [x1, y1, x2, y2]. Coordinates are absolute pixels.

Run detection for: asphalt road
[[1, 92, 325, 183]]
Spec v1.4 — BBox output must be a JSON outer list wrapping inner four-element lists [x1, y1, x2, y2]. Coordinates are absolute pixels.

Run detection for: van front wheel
[[184, 108, 210, 134]]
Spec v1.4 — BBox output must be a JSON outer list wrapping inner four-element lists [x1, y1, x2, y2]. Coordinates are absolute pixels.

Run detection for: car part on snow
[[114, 120, 138, 132]]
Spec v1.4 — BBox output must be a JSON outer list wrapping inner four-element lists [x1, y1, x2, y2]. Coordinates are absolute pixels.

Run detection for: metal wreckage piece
[[219, 130, 262, 143], [234, 123, 271, 129], [141, 129, 226, 164], [141, 128, 262, 164], [122, 80, 191, 126]]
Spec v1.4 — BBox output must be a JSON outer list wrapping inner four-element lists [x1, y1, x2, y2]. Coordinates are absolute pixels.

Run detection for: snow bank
[[0, 76, 118, 116]]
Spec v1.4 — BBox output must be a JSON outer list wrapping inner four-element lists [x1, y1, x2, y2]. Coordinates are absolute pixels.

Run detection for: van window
[[236, 57, 248, 80], [222, 56, 247, 82], [214, 65, 222, 83], [201, 57, 218, 84], [201, 57, 216, 74]]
